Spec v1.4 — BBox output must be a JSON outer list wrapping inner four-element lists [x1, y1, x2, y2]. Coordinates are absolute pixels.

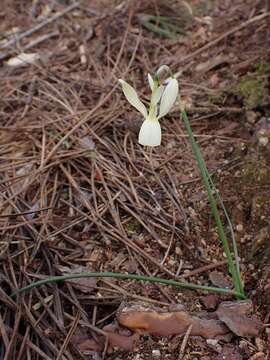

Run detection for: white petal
[[119, 79, 147, 118], [152, 85, 164, 105], [138, 119, 161, 147], [158, 78, 179, 119], [148, 73, 154, 91]]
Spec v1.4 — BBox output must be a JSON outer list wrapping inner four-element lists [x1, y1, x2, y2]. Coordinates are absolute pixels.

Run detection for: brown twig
[[56, 312, 81, 360], [178, 324, 193, 359]]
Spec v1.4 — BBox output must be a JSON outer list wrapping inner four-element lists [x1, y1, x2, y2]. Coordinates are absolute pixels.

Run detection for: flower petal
[[152, 85, 164, 105], [138, 119, 161, 147], [158, 78, 179, 119], [148, 73, 154, 91], [119, 79, 147, 118]]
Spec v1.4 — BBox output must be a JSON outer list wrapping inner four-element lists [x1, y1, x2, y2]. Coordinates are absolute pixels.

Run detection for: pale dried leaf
[[6, 53, 40, 67]]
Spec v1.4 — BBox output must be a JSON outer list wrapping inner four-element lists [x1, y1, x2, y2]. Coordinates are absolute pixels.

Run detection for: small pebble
[[258, 136, 269, 146], [246, 110, 257, 124], [152, 349, 161, 357], [236, 224, 244, 232], [134, 355, 143, 360], [175, 246, 182, 255], [206, 339, 218, 346]]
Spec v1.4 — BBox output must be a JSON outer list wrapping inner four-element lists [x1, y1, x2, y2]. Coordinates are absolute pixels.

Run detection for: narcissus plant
[[119, 65, 178, 147]]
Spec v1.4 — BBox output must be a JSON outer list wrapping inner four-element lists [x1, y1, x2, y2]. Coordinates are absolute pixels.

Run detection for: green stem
[[181, 107, 245, 298], [11, 272, 245, 299], [208, 177, 241, 280]]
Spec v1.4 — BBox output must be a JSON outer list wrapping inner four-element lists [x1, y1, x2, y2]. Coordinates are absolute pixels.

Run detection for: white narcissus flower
[[119, 68, 178, 147]]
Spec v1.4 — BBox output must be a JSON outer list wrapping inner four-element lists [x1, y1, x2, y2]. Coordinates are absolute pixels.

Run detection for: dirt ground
[[0, 0, 270, 359]]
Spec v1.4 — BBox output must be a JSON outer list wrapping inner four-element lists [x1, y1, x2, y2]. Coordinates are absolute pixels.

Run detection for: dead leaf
[[117, 303, 228, 338], [72, 327, 99, 349], [201, 294, 220, 310], [74, 333, 138, 353], [73, 338, 102, 352], [57, 265, 97, 293], [6, 53, 40, 67], [217, 300, 263, 337], [72, 324, 138, 353], [209, 271, 233, 289], [106, 331, 138, 352]]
